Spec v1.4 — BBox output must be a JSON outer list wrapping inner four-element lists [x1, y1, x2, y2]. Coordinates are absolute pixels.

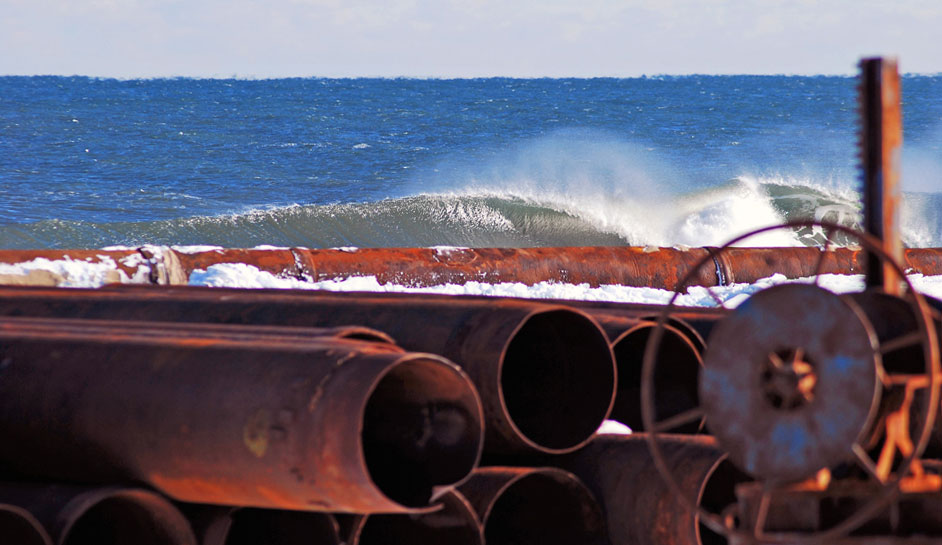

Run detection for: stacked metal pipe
[[0, 278, 937, 543], [0, 279, 749, 545]]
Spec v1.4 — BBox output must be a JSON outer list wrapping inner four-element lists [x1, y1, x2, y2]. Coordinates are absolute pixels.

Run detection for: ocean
[[1, 75, 940, 250]]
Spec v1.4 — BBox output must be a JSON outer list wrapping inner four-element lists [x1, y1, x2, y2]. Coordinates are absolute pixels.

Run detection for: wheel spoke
[[879, 331, 923, 355], [705, 286, 728, 309], [652, 407, 705, 433], [812, 236, 833, 286], [753, 489, 772, 539], [852, 443, 886, 484]]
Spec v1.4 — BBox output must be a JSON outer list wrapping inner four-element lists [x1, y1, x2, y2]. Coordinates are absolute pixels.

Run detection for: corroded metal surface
[[0, 315, 394, 346], [0, 285, 615, 455], [734, 482, 942, 539], [340, 490, 483, 545], [558, 434, 746, 545], [0, 485, 196, 545], [860, 57, 904, 294], [700, 284, 881, 482], [0, 330, 484, 512], [457, 467, 606, 545], [2, 246, 942, 288], [183, 504, 342, 545], [641, 220, 941, 544]]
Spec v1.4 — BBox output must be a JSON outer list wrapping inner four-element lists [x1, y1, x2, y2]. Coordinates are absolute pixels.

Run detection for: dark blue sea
[[1, 75, 940, 249]]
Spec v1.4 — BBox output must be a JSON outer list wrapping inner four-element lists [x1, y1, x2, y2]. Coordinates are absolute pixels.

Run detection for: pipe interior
[[0, 507, 50, 545], [353, 493, 481, 545], [225, 509, 339, 545], [483, 473, 605, 545], [501, 310, 615, 450], [363, 358, 483, 507], [610, 325, 701, 432], [697, 458, 751, 545], [61, 494, 192, 545]]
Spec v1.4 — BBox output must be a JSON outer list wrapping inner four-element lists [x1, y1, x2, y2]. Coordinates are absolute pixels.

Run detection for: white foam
[[171, 245, 225, 254], [597, 420, 633, 435], [430, 245, 470, 256], [186, 263, 942, 305], [0, 256, 129, 287]]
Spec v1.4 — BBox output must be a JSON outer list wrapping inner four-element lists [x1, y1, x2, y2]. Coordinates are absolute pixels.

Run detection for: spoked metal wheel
[[641, 220, 940, 544]]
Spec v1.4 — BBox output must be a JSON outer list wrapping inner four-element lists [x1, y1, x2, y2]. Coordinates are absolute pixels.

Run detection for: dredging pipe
[[182, 505, 341, 545], [558, 434, 748, 545], [0, 485, 196, 545], [2, 246, 941, 289], [456, 467, 606, 545], [0, 325, 484, 512], [0, 285, 616, 455], [339, 490, 483, 545]]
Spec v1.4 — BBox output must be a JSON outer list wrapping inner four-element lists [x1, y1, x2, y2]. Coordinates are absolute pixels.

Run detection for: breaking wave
[[1, 175, 937, 250]]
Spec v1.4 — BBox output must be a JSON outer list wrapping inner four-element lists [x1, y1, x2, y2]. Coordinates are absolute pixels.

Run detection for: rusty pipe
[[133, 246, 942, 288], [0, 315, 394, 346], [339, 489, 483, 545], [0, 285, 615, 455], [0, 328, 484, 512], [456, 467, 606, 545], [0, 485, 196, 545], [0, 503, 52, 545], [3, 247, 942, 289], [558, 434, 749, 545], [182, 505, 341, 545], [606, 321, 704, 433]]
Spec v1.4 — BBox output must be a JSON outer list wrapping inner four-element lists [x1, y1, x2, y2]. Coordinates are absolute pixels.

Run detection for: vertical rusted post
[[860, 57, 903, 294]]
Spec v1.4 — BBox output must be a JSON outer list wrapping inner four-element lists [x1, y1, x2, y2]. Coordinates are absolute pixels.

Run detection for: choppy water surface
[[1, 76, 940, 248]]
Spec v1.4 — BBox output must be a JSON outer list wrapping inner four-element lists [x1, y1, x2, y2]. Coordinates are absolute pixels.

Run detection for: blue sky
[[2, 0, 940, 77]]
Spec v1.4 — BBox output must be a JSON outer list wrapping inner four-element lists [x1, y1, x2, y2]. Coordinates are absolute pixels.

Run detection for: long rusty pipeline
[[558, 434, 749, 545], [0, 485, 196, 545], [182, 505, 341, 545], [2, 246, 942, 289], [0, 285, 616, 455], [0, 325, 484, 512], [0, 503, 52, 545], [339, 489, 483, 545], [456, 467, 607, 545]]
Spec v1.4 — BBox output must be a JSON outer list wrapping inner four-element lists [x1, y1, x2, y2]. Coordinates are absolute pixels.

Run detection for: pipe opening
[[353, 492, 482, 545], [501, 310, 615, 451], [0, 506, 50, 545], [697, 458, 751, 545], [363, 358, 483, 507], [334, 328, 395, 345], [225, 509, 339, 545], [483, 472, 605, 545], [641, 315, 707, 354], [611, 324, 702, 432], [61, 492, 193, 545]]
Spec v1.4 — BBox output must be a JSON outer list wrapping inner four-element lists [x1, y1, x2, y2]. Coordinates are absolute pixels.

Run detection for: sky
[[1, 0, 941, 78]]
